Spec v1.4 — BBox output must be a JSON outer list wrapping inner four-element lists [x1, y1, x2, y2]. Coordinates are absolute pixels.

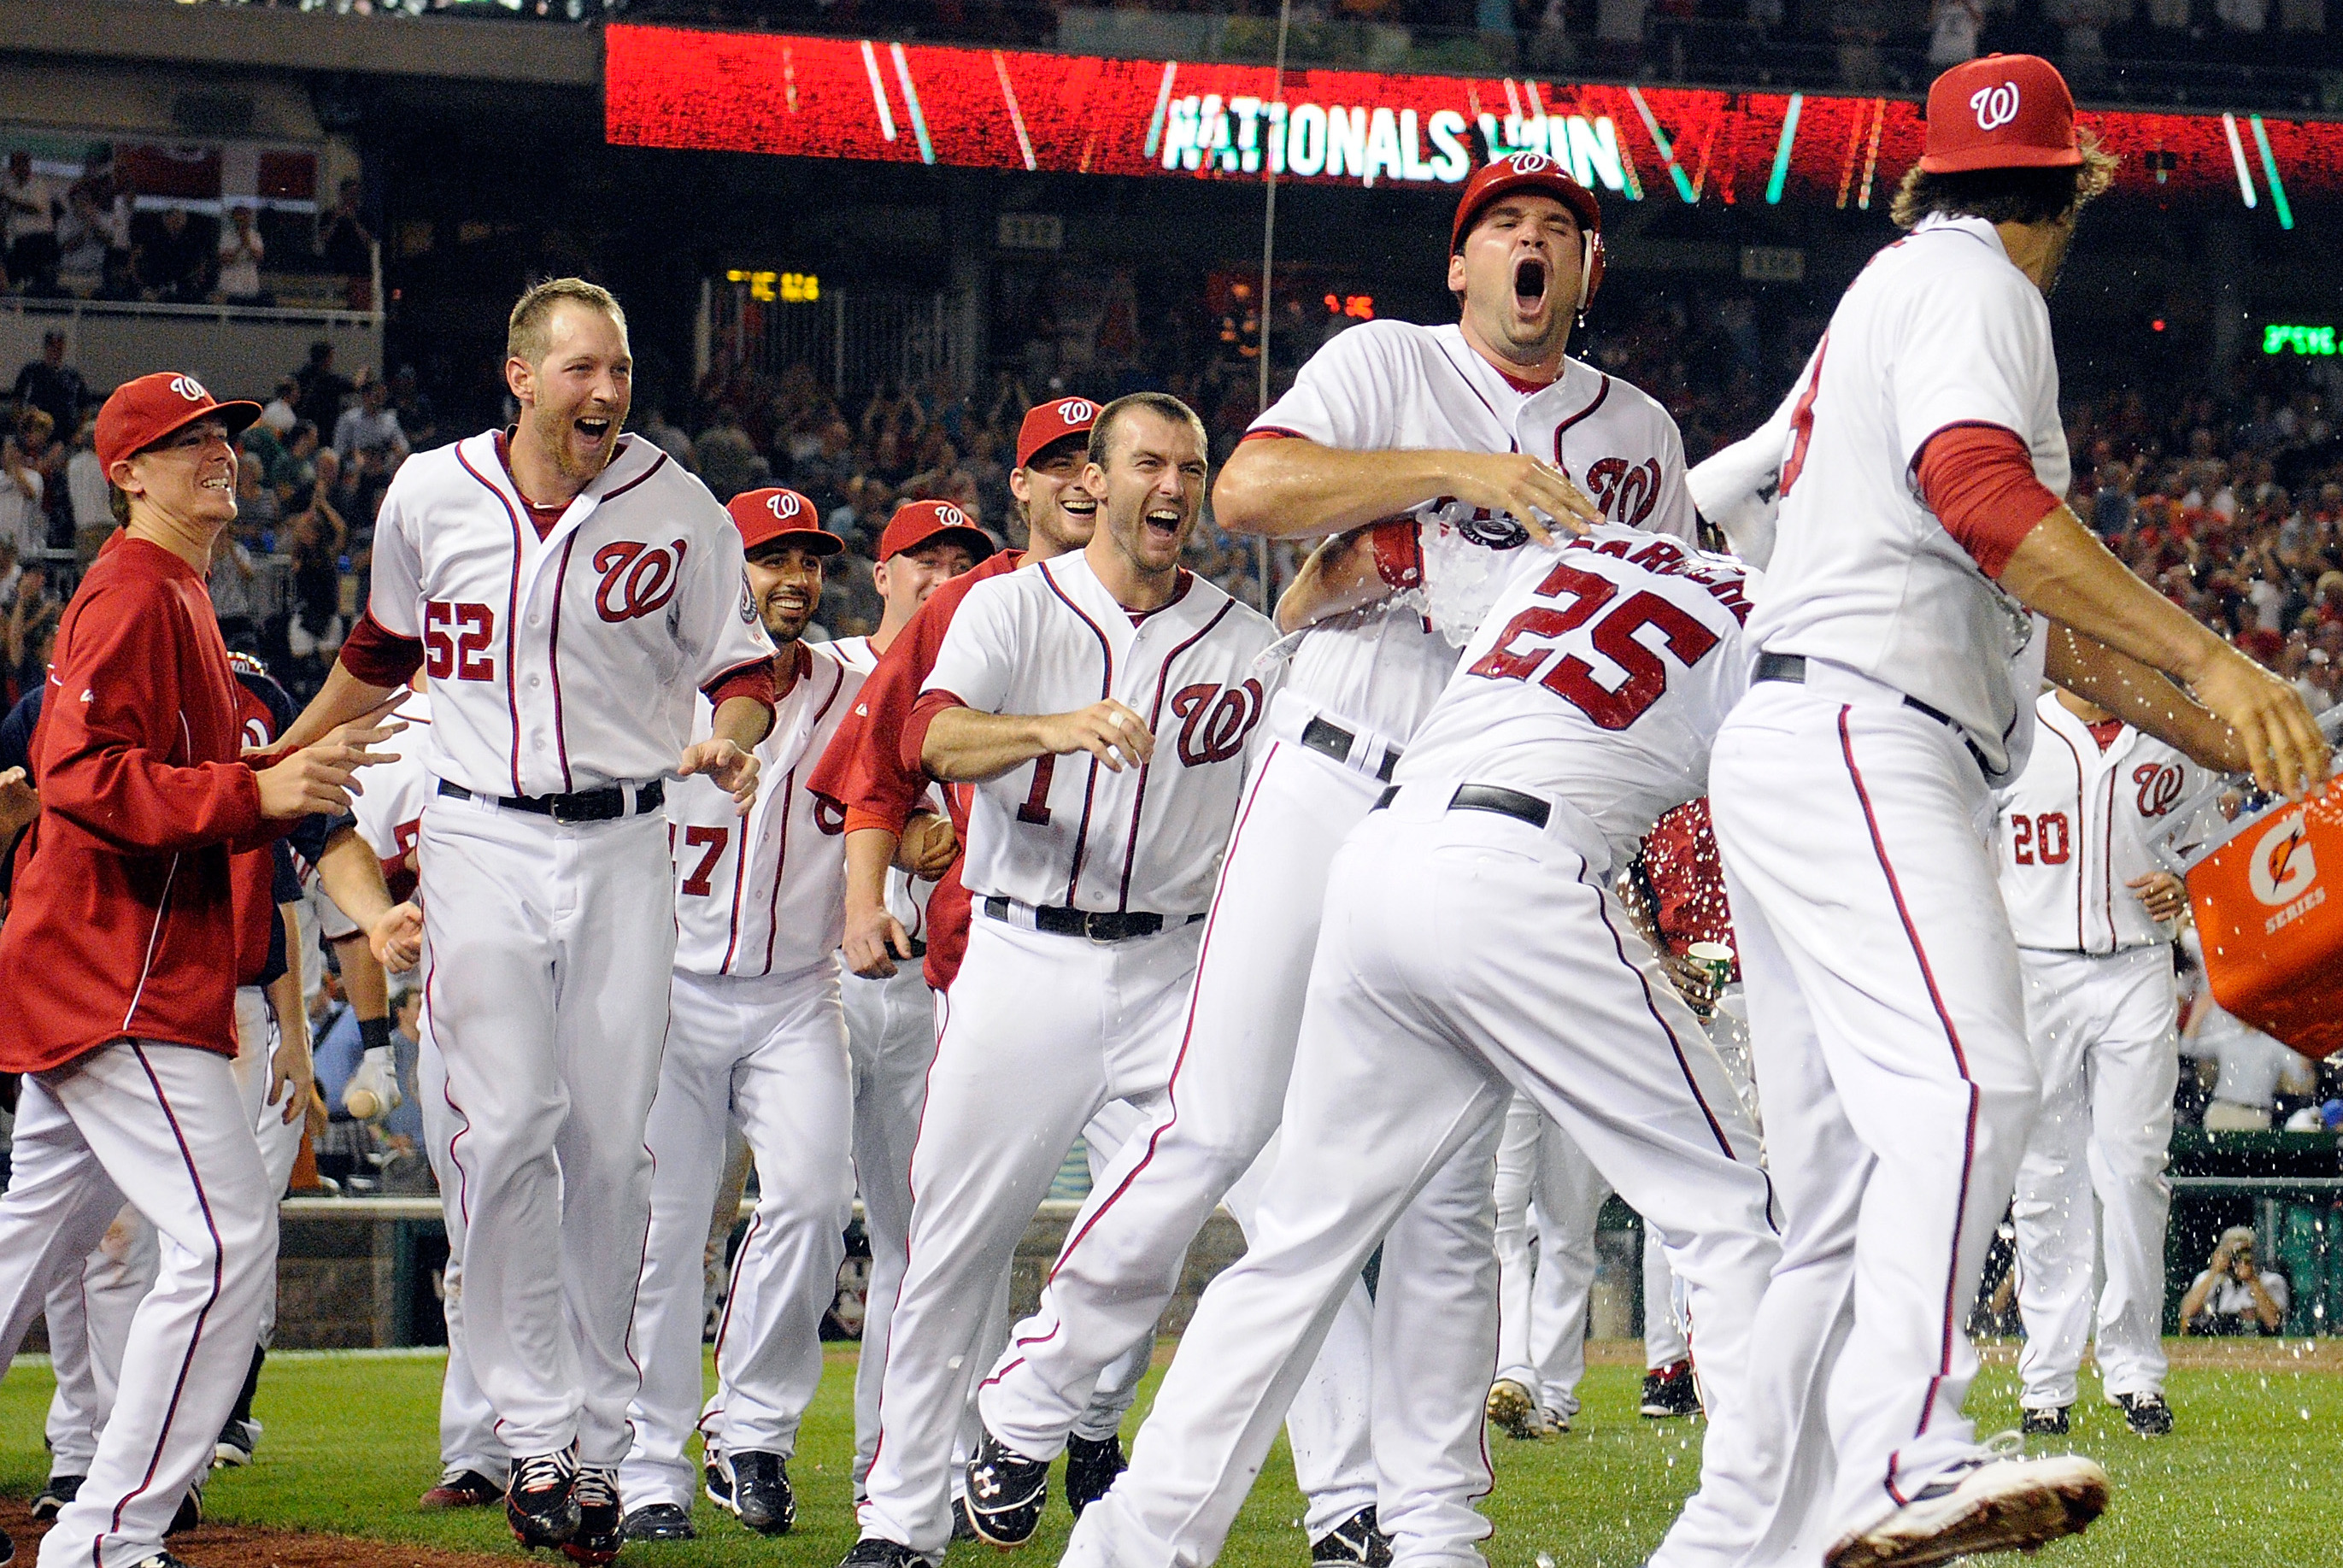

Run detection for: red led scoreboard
[[606, 22, 2337, 222]]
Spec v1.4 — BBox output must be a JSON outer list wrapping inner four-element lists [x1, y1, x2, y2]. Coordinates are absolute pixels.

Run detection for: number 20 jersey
[[366, 432, 774, 799], [1395, 524, 1752, 859]]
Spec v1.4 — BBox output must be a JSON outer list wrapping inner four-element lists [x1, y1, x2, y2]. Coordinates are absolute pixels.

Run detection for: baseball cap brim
[[885, 524, 995, 564], [746, 530, 845, 558], [146, 401, 264, 454], [1917, 143, 2086, 173]]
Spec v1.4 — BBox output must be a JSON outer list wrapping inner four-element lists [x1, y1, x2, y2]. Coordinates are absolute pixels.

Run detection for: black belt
[[979, 897, 1200, 943], [437, 778, 665, 825], [1300, 714, 1401, 783], [904, 937, 929, 960], [1371, 782, 1552, 831], [1753, 653, 1992, 777]]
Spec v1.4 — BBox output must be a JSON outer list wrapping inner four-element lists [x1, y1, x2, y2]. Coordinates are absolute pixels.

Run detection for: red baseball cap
[[727, 487, 842, 556], [1918, 55, 2082, 174], [95, 372, 261, 474], [1452, 151, 1603, 253], [878, 500, 994, 565], [1017, 396, 1100, 471]]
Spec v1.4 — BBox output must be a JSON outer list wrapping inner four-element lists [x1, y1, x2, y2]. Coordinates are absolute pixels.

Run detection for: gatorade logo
[[1970, 82, 2022, 132], [168, 374, 208, 402], [1057, 399, 1095, 425], [2249, 813, 2317, 906], [766, 491, 802, 519]]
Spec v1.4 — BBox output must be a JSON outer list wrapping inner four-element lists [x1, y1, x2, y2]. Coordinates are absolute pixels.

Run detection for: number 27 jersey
[[1395, 524, 1753, 854]]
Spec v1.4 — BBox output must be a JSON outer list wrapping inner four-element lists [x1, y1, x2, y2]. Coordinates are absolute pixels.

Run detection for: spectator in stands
[[3, 152, 59, 294], [388, 364, 434, 451], [3, 562, 60, 712], [259, 378, 298, 438], [0, 409, 49, 561], [208, 516, 263, 654], [2180, 1227, 2287, 1334], [284, 463, 348, 662], [694, 403, 760, 502], [333, 373, 408, 467], [293, 342, 353, 436], [317, 179, 375, 309], [55, 181, 125, 297], [0, 537, 18, 617], [91, 245, 143, 303], [13, 332, 85, 438], [64, 413, 108, 561], [274, 420, 321, 514], [216, 204, 267, 304], [138, 206, 213, 303], [639, 402, 695, 469]]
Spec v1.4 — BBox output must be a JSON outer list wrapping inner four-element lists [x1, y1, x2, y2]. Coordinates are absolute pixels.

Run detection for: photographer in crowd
[[2178, 1226, 2288, 1336]]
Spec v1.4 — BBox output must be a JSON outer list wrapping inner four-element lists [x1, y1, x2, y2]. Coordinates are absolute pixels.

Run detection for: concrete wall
[[0, 298, 383, 405]]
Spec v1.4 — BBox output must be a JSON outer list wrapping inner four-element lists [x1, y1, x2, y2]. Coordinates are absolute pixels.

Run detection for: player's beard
[[531, 396, 622, 487]]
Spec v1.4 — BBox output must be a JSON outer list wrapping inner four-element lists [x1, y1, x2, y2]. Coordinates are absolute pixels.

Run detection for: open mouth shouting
[[1512, 255, 1550, 320], [1142, 502, 1184, 549], [573, 412, 616, 451]]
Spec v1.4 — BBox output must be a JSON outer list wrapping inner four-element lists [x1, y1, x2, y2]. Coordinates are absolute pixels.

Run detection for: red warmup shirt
[[1643, 797, 1734, 960], [807, 549, 1027, 991], [0, 536, 282, 1072]]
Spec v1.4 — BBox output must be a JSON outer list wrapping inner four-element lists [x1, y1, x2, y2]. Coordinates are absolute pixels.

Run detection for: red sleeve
[[339, 609, 426, 689], [703, 657, 778, 719], [901, 689, 969, 778], [1913, 423, 2063, 580], [1367, 519, 1424, 589], [808, 567, 992, 834], [37, 584, 265, 856]]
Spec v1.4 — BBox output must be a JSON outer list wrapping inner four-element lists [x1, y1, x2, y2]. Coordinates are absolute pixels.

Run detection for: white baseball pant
[[977, 713, 1388, 1537], [1492, 1095, 1688, 1419], [39, 1203, 156, 1478], [0, 1042, 276, 1568], [2011, 943, 2178, 1408], [624, 962, 855, 1511], [1710, 674, 2043, 1562], [1066, 789, 1778, 1568], [858, 913, 1203, 1557], [418, 794, 678, 1466], [418, 1022, 507, 1481], [844, 960, 938, 1492]]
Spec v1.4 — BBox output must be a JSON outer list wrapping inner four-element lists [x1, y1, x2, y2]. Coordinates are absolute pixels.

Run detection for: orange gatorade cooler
[[2176, 779, 2343, 1060]]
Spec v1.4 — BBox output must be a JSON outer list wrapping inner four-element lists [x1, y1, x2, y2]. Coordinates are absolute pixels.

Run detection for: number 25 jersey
[[1395, 523, 1752, 859]]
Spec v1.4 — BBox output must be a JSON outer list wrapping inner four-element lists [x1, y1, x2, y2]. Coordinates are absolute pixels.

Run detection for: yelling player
[[1710, 55, 2323, 1567]]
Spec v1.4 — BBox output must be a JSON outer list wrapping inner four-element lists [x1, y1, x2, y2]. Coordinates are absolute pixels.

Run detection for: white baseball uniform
[[1491, 1095, 1688, 1423], [1998, 694, 2202, 1411], [366, 430, 773, 1465], [978, 322, 1701, 1549], [854, 550, 1276, 1559], [1708, 212, 2066, 1559], [1067, 526, 1776, 1568], [623, 643, 861, 1512]]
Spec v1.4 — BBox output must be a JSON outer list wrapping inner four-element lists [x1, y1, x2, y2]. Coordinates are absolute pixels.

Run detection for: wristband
[[359, 1016, 392, 1055]]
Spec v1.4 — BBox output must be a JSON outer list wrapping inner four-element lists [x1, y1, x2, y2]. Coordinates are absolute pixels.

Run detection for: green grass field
[[3, 1342, 2330, 1565]]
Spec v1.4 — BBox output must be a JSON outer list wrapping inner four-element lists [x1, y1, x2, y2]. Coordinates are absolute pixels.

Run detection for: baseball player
[[839, 393, 1277, 1568], [0, 373, 401, 1568], [808, 406, 1133, 1513], [1708, 55, 2323, 1567], [277, 279, 777, 1563], [970, 153, 1696, 1567], [1065, 524, 1779, 1568], [619, 489, 863, 1545], [1999, 687, 2203, 1439]]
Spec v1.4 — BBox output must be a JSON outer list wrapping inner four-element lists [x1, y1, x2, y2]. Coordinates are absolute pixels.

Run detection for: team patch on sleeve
[[740, 570, 757, 624]]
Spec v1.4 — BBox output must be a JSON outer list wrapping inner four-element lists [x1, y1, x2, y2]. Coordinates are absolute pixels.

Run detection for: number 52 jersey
[[1395, 523, 1753, 860]]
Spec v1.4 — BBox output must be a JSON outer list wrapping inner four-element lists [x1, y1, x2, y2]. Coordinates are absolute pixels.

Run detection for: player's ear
[[1446, 250, 1468, 296], [504, 354, 534, 408], [1008, 465, 1032, 505]]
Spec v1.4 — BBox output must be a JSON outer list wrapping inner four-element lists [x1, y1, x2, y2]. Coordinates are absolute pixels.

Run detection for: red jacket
[[1643, 797, 1733, 960], [808, 549, 1025, 991], [0, 536, 279, 1072]]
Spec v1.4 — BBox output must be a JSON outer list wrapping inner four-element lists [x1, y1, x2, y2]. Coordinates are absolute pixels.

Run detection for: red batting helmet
[[1451, 152, 1606, 316]]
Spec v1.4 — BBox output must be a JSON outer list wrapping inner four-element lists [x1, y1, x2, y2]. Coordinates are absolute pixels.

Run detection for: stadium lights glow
[[2251, 115, 2295, 230], [726, 269, 820, 302], [2264, 324, 2337, 355], [1765, 95, 1802, 205], [2223, 114, 2258, 210]]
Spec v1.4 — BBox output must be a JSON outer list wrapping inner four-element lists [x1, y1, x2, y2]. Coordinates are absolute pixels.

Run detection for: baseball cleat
[[837, 1536, 937, 1568], [31, 1471, 83, 1521], [1640, 1360, 1702, 1418], [1486, 1377, 1545, 1439], [1541, 1406, 1571, 1435], [1823, 1446, 2110, 1568], [214, 1416, 261, 1468], [728, 1450, 797, 1536], [2019, 1405, 2070, 1436], [950, 1496, 978, 1541], [124, 1554, 193, 1568], [2113, 1391, 2173, 1436], [1063, 1430, 1127, 1517], [1309, 1505, 1394, 1566], [420, 1465, 507, 1510], [964, 1427, 1050, 1547], [703, 1449, 735, 1514], [0, 1524, 12, 1567], [561, 1465, 622, 1565], [168, 1482, 203, 1535], [507, 1448, 584, 1549], [621, 1502, 696, 1542]]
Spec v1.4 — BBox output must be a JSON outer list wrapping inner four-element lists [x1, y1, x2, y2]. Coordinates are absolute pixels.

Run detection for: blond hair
[[507, 277, 627, 367]]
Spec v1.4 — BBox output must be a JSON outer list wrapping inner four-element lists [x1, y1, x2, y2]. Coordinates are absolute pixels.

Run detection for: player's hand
[[254, 717, 407, 819], [896, 812, 959, 879], [679, 738, 761, 813], [1036, 701, 1154, 772], [2187, 648, 2330, 799], [2129, 871, 2187, 925], [843, 900, 915, 979], [1659, 951, 1717, 1014], [1447, 452, 1606, 544], [0, 765, 35, 837], [268, 1031, 319, 1129], [369, 900, 425, 972]]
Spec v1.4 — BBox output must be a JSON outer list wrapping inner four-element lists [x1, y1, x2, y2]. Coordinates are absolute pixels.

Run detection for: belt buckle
[[545, 792, 580, 825], [1082, 910, 1117, 943]]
